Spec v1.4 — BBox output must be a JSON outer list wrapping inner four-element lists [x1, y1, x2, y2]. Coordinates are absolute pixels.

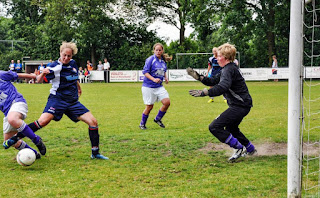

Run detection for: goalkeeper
[[187, 43, 256, 162]]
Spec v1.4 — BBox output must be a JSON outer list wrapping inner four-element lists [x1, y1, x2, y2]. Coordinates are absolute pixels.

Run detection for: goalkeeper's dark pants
[[209, 105, 251, 147]]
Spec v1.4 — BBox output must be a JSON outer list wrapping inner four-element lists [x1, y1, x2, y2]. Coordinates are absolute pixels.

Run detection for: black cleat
[[154, 119, 165, 128], [35, 138, 46, 155], [36, 153, 41, 159], [139, 125, 147, 130], [228, 148, 245, 162]]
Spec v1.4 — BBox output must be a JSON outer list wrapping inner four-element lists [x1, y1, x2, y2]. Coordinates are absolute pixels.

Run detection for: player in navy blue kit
[[2, 71, 47, 159], [4, 42, 108, 160], [139, 43, 172, 130], [207, 47, 222, 103], [187, 43, 256, 162]]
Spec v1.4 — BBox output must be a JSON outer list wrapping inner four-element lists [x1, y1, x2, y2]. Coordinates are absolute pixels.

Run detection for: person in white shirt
[[103, 58, 110, 70], [103, 58, 110, 83]]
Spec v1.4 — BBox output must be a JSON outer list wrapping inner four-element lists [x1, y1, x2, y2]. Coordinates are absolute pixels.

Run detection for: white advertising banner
[[240, 68, 269, 81], [110, 70, 138, 82], [168, 69, 198, 81], [305, 67, 320, 78], [89, 71, 104, 81], [267, 68, 290, 79], [105, 67, 320, 82], [138, 70, 144, 82]]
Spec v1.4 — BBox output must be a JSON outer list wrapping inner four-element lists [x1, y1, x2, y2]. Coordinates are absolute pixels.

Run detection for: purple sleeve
[[142, 56, 153, 74], [0, 71, 18, 81]]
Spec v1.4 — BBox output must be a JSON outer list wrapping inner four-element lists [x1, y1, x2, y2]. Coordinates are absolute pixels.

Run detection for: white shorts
[[3, 102, 28, 134], [142, 86, 169, 105]]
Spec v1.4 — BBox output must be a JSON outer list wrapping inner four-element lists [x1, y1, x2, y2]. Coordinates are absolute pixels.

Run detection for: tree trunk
[[91, 45, 96, 69], [266, 0, 276, 66], [180, 25, 185, 45], [267, 30, 275, 66]]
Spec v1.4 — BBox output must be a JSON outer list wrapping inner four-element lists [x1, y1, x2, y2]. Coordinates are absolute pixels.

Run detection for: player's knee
[[145, 105, 153, 112], [7, 117, 21, 128], [209, 123, 221, 135], [38, 119, 49, 127], [89, 118, 98, 127]]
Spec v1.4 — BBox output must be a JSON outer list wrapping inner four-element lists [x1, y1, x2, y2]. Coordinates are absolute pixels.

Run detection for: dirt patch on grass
[[199, 142, 320, 156]]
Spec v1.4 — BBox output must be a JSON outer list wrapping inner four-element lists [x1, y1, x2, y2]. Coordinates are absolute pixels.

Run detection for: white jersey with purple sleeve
[[0, 71, 26, 116], [45, 59, 79, 103], [142, 55, 167, 88]]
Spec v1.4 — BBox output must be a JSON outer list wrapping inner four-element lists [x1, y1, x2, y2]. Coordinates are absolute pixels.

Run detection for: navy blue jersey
[[208, 56, 221, 76], [46, 59, 79, 103]]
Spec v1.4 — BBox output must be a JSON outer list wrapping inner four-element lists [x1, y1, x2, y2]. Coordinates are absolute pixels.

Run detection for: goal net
[[302, 0, 320, 197]]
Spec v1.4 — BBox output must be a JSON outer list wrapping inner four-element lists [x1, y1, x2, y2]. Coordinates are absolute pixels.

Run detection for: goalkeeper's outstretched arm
[[186, 67, 220, 86], [200, 73, 220, 86]]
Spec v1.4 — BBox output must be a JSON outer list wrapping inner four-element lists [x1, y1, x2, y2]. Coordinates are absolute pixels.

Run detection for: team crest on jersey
[[0, 92, 8, 104], [155, 68, 165, 77], [48, 107, 56, 113]]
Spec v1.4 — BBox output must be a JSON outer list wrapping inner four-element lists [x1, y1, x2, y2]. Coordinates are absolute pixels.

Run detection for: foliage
[[2, 0, 160, 70], [124, 0, 193, 45], [0, 0, 315, 69]]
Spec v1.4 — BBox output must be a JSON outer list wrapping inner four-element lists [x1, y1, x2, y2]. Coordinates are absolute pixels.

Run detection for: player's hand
[[42, 68, 50, 74], [153, 78, 162, 84], [189, 88, 208, 97], [186, 67, 200, 80]]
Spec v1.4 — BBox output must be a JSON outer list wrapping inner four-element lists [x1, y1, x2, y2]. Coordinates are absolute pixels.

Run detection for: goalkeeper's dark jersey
[[201, 62, 252, 108]]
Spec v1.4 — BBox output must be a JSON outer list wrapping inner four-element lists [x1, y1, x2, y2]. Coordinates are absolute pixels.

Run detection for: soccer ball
[[16, 148, 36, 166]]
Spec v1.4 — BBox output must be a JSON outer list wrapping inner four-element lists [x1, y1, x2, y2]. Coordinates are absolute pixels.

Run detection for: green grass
[[0, 81, 309, 197]]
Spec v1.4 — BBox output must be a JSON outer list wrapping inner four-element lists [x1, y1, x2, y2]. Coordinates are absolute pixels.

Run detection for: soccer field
[[0, 81, 290, 197]]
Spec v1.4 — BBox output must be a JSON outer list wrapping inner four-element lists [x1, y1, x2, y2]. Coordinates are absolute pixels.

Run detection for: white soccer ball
[[16, 148, 36, 166]]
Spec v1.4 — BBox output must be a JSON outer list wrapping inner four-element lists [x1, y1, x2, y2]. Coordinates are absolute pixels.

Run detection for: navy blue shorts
[[43, 94, 89, 122]]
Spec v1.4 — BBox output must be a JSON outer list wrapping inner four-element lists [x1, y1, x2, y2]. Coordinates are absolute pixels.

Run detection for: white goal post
[[287, 0, 313, 197]]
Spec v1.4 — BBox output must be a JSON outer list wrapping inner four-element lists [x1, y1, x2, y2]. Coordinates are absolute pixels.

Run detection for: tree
[[125, 0, 193, 46]]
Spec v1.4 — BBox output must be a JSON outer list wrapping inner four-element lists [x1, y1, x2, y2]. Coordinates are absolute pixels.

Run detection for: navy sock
[[89, 126, 100, 155], [28, 120, 42, 132]]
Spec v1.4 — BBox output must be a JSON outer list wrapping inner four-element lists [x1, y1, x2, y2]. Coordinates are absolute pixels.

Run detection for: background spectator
[[15, 60, 23, 73], [271, 55, 278, 82], [38, 62, 45, 73], [79, 66, 85, 83], [103, 58, 110, 83], [84, 67, 91, 83], [9, 60, 15, 71], [87, 60, 93, 71], [103, 58, 110, 70], [97, 61, 103, 71]]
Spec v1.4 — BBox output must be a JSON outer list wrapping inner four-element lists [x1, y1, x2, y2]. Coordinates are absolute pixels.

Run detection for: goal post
[[287, 0, 305, 197]]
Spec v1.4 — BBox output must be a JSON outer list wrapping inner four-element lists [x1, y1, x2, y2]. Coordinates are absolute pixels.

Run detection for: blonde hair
[[212, 47, 218, 53], [153, 43, 172, 62], [218, 43, 236, 61], [60, 41, 78, 56]]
